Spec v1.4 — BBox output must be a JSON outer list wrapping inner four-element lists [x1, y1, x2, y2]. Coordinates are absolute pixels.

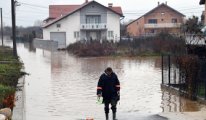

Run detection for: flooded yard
[[4, 39, 206, 120]]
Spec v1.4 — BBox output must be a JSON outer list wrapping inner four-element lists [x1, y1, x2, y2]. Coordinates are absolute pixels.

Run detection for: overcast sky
[[0, 0, 204, 27]]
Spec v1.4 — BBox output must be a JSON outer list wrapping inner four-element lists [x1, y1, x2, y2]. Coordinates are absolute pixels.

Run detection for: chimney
[[165, 1, 167, 5], [108, 3, 113, 8], [158, 2, 160, 6], [85, 0, 88, 3]]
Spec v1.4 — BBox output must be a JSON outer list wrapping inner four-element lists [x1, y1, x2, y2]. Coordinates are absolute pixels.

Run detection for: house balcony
[[80, 23, 107, 30], [144, 23, 182, 28]]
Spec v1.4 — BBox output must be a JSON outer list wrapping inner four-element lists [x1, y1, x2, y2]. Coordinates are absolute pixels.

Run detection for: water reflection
[[23, 41, 36, 53], [161, 90, 204, 112], [3, 39, 206, 120]]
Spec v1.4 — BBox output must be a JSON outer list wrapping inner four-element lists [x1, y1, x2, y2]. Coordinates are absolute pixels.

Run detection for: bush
[[67, 41, 117, 57], [0, 84, 15, 108], [67, 32, 186, 57], [176, 55, 199, 99], [0, 46, 24, 109], [125, 32, 186, 55], [0, 63, 23, 87]]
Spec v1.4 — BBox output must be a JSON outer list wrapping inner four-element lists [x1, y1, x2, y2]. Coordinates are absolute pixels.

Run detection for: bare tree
[[33, 20, 43, 27], [181, 16, 204, 45]]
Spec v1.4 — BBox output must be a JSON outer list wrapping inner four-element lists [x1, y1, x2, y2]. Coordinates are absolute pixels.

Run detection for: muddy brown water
[[4, 40, 206, 120]]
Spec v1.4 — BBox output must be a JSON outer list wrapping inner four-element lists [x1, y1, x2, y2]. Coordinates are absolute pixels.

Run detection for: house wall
[[43, 11, 80, 46], [126, 4, 184, 37], [80, 2, 107, 24], [144, 5, 184, 24], [143, 5, 184, 35], [79, 2, 107, 40], [144, 28, 181, 34], [107, 10, 120, 42], [43, 2, 121, 46], [126, 17, 145, 36]]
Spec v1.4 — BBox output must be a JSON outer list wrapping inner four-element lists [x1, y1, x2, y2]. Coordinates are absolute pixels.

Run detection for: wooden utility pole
[[0, 8, 3, 46], [11, 0, 17, 57]]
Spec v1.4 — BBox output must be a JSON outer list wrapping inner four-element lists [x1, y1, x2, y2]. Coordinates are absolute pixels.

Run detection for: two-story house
[[42, 0, 123, 49], [126, 2, 185, 37]]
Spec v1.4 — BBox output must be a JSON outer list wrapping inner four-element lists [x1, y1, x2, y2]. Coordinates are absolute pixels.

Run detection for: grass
[[0, 46, 17, 61], [0, 46, 24, 109]]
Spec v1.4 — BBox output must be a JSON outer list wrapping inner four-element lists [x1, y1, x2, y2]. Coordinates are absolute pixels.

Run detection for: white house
[[42, 0, 124, 49]]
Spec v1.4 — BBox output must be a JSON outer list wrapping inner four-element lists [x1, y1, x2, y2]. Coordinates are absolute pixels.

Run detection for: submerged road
[[4, 40, 205, 120]]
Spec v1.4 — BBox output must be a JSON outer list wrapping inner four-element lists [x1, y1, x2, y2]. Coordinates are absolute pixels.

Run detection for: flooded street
[[4, 40, 206, 120]]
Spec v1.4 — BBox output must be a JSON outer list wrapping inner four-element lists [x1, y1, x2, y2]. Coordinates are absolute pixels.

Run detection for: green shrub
[[0, 46, 24, 109], [0, 84, 15, 107], [0, 63, 23, 87]]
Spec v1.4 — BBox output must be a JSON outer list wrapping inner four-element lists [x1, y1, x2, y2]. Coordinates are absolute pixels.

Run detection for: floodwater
[[4, 39, 206, 120]]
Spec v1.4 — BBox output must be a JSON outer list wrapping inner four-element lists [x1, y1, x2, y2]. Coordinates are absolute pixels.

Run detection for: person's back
[[97, 67, 120, 120]]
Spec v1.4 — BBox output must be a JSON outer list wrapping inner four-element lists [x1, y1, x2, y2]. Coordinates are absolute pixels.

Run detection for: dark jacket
[[97, 72, 120, 101]]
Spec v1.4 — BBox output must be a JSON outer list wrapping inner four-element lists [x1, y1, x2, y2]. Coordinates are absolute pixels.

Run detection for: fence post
[[205, 78, 206, 100], [168, 55, 171, 86], [162, 55, 164, 84]]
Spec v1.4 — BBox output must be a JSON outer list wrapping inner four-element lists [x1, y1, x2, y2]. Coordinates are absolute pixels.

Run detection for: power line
[[18, 1, 204, 14], [19, 2, 48, 9], [14, 7, 204, 16], [4, 16, 44, 22], [3, 1, 205, 25]]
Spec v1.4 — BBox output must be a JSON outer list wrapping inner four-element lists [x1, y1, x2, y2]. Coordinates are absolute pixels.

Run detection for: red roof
[[43, 1, 123, 28], [49, 5, 81, 18], [48, 4, 123, 19], [110, 7, 123, 15]]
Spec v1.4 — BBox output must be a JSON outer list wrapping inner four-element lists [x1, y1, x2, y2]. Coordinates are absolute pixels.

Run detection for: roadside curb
[[12, 75, 26, 120]]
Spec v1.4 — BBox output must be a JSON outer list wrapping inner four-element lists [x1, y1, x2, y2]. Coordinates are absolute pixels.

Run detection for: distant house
[[200, 0, 206, 25], [126, 2, 185, 37], [42, 0, 123, 49]]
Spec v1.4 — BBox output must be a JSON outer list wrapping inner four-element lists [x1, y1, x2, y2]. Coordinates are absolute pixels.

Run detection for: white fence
[[80, 23, 107, 30]]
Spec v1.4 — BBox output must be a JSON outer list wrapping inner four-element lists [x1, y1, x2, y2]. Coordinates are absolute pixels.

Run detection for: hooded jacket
[[97, 72, 120, 100]]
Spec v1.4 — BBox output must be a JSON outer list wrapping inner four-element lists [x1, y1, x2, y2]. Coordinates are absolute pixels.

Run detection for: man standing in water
[[97, 67, 120, 120]]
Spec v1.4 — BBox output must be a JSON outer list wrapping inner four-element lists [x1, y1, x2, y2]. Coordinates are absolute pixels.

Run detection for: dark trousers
[[104, 99, 117, 114]]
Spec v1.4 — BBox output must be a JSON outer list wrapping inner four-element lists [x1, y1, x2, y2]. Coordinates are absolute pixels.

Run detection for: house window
[[74, 31, 80, 38], [161, 12, 165, 15], [86, 15, 101, 24], [57, 24, 61, 28], [151, 29, 155, 33], [108, 31, 114, 38], [148, 19, 157, 24], [161, 19, 164, 21], [172, 18, 178, 23]]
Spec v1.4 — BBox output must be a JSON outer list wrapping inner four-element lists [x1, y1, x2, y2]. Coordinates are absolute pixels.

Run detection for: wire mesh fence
[[162, 54, 206, 100]]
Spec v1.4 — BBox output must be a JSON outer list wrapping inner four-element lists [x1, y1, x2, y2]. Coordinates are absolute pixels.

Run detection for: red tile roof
[[110, 7, 123, 15], [48, 5, 123, 19], [43, 1, 123, 28], [49, 5, 81, 18]]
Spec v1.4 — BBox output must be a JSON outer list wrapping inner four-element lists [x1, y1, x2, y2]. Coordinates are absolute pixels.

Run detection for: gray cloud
[[0, 0, 204, 27]]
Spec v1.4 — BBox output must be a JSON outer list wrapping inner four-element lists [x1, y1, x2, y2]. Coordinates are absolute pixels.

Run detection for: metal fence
[[162, 54, 206, 100]]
